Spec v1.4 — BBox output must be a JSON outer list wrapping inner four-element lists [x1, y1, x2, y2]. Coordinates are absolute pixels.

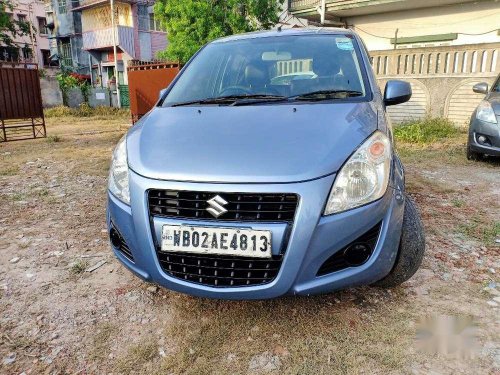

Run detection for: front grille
[[317, 222, 382, 276], [148, 190, 299, 222], [157, 252, 282, 287]]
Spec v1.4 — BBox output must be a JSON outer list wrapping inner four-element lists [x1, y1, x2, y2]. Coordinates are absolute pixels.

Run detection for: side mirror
[[384, 80, 412, 106], [159, 88, 167, 101], [473, 82, 488, 94]]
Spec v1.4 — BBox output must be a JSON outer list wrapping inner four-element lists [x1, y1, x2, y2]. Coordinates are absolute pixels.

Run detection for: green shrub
[[393, 118, 463, 144], [44, 105, 73, 117], [77, 102, 93, 117], [46, 135, 62, 143]]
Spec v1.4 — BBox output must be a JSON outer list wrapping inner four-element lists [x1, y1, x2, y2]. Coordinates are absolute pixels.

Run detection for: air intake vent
[[110, 225, 134, 262], [317, 222, 382, 276]]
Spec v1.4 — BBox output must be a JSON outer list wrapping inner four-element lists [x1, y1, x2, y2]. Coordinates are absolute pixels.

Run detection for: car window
[[163, 34, 369, 105]]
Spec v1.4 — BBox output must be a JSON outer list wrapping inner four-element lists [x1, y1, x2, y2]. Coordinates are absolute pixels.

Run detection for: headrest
[[245, 65, 268, 87], [313, 56, 340, 77]]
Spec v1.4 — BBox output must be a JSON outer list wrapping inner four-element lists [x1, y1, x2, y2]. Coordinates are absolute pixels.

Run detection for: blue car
[[107, 28, 425, 300]]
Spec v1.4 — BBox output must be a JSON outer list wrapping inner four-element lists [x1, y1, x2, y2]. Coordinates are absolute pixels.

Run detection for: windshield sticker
[[336, 37, 354, 51]]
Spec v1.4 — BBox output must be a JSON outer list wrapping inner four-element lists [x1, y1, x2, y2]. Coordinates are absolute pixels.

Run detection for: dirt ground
[[0, 115, 499, 375]]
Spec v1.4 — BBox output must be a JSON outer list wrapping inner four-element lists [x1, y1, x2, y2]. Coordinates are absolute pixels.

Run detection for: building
[[288, 0, 500, 50], [44, 0, 90, 73], [0, 0, 51, 68], [70, 0, 167, 90]]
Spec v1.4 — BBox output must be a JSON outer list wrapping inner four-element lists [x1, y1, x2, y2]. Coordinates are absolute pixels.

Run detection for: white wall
[[347, 1, 500, 51]]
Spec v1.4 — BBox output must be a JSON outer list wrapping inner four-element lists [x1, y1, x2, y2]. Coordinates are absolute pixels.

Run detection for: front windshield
[[162, 34, 369, 106]]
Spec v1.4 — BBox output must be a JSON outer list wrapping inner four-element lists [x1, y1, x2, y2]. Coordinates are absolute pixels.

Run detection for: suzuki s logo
[[206, 195, 228, 218]]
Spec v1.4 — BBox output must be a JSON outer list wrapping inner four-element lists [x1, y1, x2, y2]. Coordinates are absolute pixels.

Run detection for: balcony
[[289, 0, 479, 20], [72, 0, 135, 11], [82, 26, 135, 57]]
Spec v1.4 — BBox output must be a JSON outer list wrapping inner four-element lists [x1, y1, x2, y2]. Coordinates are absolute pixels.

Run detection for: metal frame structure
[[127, 60, 180, 123], [0, 62, 46, 142]]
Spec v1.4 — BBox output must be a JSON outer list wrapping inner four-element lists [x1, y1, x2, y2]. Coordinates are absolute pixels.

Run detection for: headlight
[[324, 131, 391, 215], [476, 101, 497, 124], [108, 135, 130, 205]]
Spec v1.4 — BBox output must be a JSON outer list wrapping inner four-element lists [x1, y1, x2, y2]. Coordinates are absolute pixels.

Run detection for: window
[[38, 17, 48, 35], [149, 13, 155, 31], [137, 4, 149, 31], [59, 40, 72, 66], [58, 0, 67, 14], [17, 14, 27, 22], [147, 12, 166, 32], [137, 5, 165, 32], [22, 45, 32, 60], [41, 49, 52, 67], [163, 34, 369, 106], [0, 46, 20, 62]]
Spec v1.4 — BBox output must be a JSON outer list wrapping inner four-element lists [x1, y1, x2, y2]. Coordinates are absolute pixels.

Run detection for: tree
[[154, 0, 284, 63], [0, 0, 32, 47]]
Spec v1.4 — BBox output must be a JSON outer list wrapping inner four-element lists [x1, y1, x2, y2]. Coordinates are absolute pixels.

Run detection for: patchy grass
[[405, 173, 457, 196], [155, 295, 413, 374], [115, 337, 158, 374], [451, 198, 466, 208], [89, 323, 118, 362], [44, 103, 130, 119], [0, 165, 19, 176], [394, 118, 463, 144], [70, 259, 89, 275], [46, 135, 62, 143], [457, 218, 500, 245], [10, 193, 27, 202], [44, 104, 130, 119]]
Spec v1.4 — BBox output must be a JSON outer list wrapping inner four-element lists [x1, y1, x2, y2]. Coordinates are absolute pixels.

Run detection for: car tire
[[373, 195, 425, 288], [466, 142, 482, 161]]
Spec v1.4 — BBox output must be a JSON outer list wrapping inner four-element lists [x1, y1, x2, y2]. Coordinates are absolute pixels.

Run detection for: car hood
[[127, 102, 377, 183]]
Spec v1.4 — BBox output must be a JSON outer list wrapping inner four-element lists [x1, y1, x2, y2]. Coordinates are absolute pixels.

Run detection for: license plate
[[161, 225, 272, 258]]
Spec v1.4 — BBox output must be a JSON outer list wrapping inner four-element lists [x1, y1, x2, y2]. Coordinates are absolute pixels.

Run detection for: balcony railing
[[290, 0, 388, 11], [82, 25, 135, 57], [71, 0, 135, 11], [289, 0, 317, 10], [289, 0, 477, 13]]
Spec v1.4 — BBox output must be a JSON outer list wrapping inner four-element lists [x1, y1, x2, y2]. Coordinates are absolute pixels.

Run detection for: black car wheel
[[373, 195, 425, 288]]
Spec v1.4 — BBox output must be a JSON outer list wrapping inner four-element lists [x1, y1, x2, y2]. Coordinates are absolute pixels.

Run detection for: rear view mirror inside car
[[262, 51, 292, 61]]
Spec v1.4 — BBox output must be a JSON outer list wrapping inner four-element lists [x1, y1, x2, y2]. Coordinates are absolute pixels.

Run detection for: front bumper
[[107, 167, 405, 300], [469, 116, 500, 156]]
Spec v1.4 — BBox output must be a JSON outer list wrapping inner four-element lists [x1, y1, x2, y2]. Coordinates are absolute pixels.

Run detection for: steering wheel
[[219, 86, 252, 96]]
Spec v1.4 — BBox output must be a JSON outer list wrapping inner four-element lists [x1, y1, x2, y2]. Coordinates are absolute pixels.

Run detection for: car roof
[[212, 27, 356, 44]]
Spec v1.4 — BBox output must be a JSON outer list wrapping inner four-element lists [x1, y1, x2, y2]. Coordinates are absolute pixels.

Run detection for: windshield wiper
[[230, 94, 289, 106], [290, 90, 364, 101], [170, 94, 287, 107]]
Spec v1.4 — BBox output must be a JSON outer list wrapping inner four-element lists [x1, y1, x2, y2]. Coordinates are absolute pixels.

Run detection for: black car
[[467, 74, 500, 160]]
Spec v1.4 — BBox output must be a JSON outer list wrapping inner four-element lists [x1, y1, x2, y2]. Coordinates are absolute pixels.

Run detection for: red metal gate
[[127, 61, 180, 123], [0, 62, 46, 142]]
